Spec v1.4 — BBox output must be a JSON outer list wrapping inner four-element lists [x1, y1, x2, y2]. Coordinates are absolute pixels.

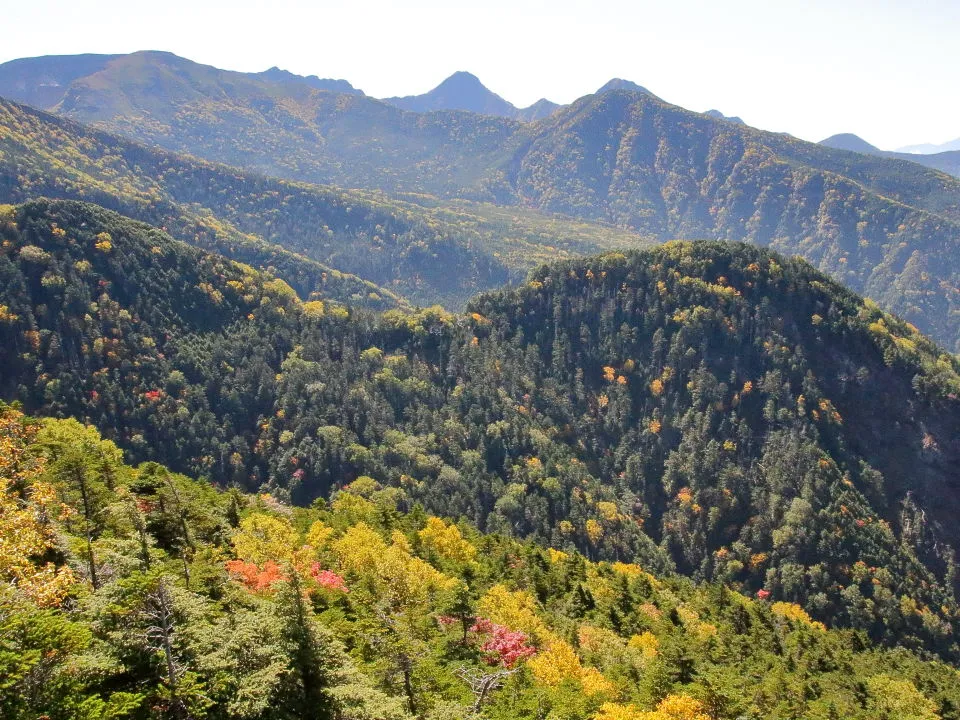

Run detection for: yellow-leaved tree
[[231, 511, 299, 565], [594, 694, 710, 720], [866, 675, 941, 720], [0, 408, 74, 606], [417, 516, 477, 564]]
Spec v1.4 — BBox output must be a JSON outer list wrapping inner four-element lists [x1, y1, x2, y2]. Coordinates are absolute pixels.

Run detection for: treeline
[[1, 199, 959, 658], [3, 404, 959, 720]]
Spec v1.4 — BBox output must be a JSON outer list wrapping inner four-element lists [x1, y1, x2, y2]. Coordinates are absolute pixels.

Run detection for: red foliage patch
[[310, 563, 349, 593], [225, 559, 285, 592], [470, 617, 536, 667]]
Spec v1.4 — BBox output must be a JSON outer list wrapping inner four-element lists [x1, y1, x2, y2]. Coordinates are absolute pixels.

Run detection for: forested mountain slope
[[2, 198, 959, 657], [5, 405, 960, 720], [509, 90, 960, 350], [4, 51, 960, 349], [0, 98, 652, 308]]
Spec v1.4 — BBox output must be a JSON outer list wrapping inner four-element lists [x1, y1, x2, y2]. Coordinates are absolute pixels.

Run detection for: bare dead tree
[[456, 666, 518, 713], [143, 577, 191, 719]]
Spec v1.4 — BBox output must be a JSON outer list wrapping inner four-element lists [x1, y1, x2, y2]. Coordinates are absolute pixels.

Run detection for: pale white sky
[[3, 0, 958, 150]]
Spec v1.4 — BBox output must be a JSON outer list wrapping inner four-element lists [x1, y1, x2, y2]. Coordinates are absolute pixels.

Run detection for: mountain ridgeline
[[3, 51, 960, 350], [3, 199, 960, 660]]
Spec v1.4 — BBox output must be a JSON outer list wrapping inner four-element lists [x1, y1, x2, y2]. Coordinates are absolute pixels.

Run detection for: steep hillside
[[512, 90, 960, 349], [0, 96, 655, 307], [3, 204, 959, 656], [5, 406, 960, 720], [5, 52, 960, 348]]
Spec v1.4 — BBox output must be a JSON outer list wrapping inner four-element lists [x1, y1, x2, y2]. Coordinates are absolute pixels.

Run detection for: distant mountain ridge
[[0, 95, 654, 309], [0, 50, 364, 111], [380, 74, 656, 121], [382, 70, 562, 121], [595, 77, 653, 95], [252, 66, 363, 94], [819, 132, 960, 177], [704, 108, 745, 124], [0, 52, 122, 109], [898, 137, 960, 154], [384, 70, 518, 116]]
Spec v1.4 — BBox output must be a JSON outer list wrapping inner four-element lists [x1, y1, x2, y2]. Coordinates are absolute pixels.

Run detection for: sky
[[2, 0, 958, 150]]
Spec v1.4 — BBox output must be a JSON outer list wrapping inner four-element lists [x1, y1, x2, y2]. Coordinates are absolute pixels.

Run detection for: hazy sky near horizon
[[3, 0, 957, 150]]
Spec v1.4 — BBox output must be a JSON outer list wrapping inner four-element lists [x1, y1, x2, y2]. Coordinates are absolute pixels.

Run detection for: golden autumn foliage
[[771, 601, 827, 631], [586, 518, 604, 544], [231, 511, 299, 565], [528, 638, 614, 697], [477, 584, 550, 642], [866, 674, 941, 720], [333, 522, 455, 608], [301, 300, 326, 318], [0, 408, 74, 606], [627, 631, 659, 661], [304, 519, 335, 551], [94, 231, 112, 252], [596, 501, 619, 522], [593, 695, 709, 720], [417, 516, 477, 564]]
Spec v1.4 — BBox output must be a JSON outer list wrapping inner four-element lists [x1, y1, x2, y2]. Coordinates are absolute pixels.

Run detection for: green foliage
[[2, 203, 960, 660], [2, 407, 960, 719]]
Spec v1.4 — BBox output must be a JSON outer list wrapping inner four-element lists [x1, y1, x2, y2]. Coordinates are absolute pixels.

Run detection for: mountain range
[[0, 95, 656, 309], [3, 51, 960, 351], [383, 70, 560, 120]]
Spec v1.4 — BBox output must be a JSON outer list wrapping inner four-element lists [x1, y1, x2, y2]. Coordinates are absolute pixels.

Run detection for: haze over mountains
[[899, 137, 960, 154], [819, 132, 960, 178]]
